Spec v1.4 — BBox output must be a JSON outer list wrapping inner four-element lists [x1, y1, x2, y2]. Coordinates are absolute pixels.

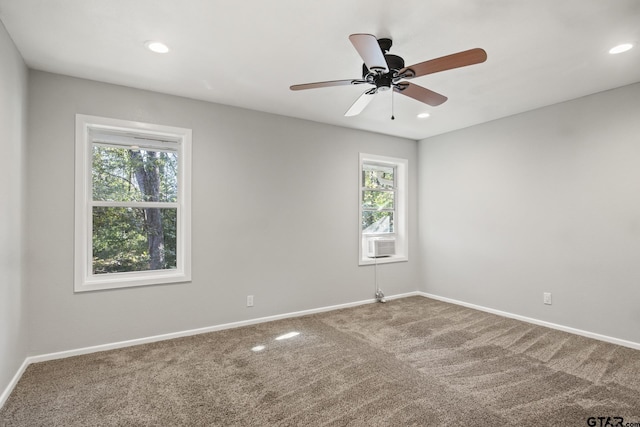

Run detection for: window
[[362, 163, 395, 233], [75, 115, 191, 292], [359, 153, 408, 265]]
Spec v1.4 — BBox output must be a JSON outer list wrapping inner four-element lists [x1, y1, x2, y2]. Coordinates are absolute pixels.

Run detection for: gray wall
[[15, 55, 640, 370], [418, 83, 640, 344], [26, 71, 420, 355], [0, 22, 28, 396]]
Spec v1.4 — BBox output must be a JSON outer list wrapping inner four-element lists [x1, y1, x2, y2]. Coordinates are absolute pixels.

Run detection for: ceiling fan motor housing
[[362, 53, 405, 91]]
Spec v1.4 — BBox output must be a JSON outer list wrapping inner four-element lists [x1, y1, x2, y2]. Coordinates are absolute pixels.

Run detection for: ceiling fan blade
[[399, 48, 487, 79], [349, 34, 389, 74], [290, 79, 365, 91], [345, 89, 376, 117], [394, 82, 447, 106]]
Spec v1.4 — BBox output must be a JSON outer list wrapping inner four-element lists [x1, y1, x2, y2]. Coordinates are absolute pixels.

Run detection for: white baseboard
[[0, 358, 29, 409], [1, 290, 419, 409], [417, 292, 640, 350], [4, 290, 637, 408], [28, 291, 418, 364]]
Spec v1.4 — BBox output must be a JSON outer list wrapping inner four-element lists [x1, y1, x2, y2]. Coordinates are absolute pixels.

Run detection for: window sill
[[358, 255, 408, 266], [74, 271, 190, 292]]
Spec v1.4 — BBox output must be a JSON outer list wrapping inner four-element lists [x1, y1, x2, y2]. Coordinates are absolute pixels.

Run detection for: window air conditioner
[[367, 238, 396, 258]]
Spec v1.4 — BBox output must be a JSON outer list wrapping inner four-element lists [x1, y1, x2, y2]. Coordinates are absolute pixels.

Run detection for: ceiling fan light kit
[[290, 33, 487, 118]]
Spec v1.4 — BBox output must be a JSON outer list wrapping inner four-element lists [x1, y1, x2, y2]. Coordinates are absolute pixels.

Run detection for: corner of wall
[[0, 18, 30, 409]]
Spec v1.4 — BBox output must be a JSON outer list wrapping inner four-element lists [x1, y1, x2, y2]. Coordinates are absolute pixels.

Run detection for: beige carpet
[[1, 296, 639, 426]]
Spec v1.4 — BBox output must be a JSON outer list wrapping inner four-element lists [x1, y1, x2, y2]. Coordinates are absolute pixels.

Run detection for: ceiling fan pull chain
[[391, 89, 395, 120]]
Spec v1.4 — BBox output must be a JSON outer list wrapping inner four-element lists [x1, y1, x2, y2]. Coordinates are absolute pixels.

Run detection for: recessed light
[[609, 43, 633, 54], [417, 112, 430, 119], [145, 41, 170, 54]]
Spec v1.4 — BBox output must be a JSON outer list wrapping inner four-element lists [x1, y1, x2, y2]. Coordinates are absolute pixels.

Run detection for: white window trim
[[358, 153, 408, 265], [74, 114, 192, 292]]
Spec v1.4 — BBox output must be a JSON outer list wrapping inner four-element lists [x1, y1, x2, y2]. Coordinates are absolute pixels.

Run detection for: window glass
[[92, 207, 177, 274], [92, 145, 178, 203], [362, 190, 394, 210], [362, 164, 394, 190], [362, 211, 394, 233], [361, 162, 396, 234]]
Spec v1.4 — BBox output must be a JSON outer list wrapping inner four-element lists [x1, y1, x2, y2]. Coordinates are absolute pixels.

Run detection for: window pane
[[362, 190, 394, 210], [362, 164, 394, 190], [362, 211, 394, 233], [92, 207, 177, 274], [92, 145, 178, 202]]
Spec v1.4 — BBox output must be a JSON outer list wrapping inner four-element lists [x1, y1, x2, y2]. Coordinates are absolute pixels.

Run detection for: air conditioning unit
[[367, 238, 396, 258]]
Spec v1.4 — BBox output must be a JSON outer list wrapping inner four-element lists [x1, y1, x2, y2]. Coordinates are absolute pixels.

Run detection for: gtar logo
[[586, 417, 624, 427]]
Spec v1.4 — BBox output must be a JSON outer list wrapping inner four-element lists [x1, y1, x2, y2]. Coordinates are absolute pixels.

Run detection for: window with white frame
[[75, 114, 191, 292], [359, 153, 408, 265]]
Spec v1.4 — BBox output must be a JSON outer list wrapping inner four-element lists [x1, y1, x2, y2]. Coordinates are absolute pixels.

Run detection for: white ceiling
[[1, 0, 639, 140]]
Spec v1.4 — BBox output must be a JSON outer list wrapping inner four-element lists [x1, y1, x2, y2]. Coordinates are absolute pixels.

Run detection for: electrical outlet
[[247, 295, 254, 307], [543, 292, 552, 305]]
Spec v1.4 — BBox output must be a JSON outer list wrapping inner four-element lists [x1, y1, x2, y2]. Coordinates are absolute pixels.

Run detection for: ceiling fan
[[290, 34, 487, 118]]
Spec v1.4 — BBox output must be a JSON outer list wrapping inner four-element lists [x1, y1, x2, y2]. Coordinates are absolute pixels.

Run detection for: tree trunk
[[130, 150, 165, 270]]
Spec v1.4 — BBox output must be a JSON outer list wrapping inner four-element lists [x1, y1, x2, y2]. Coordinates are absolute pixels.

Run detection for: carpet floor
[[1, 296, 639, 426]]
